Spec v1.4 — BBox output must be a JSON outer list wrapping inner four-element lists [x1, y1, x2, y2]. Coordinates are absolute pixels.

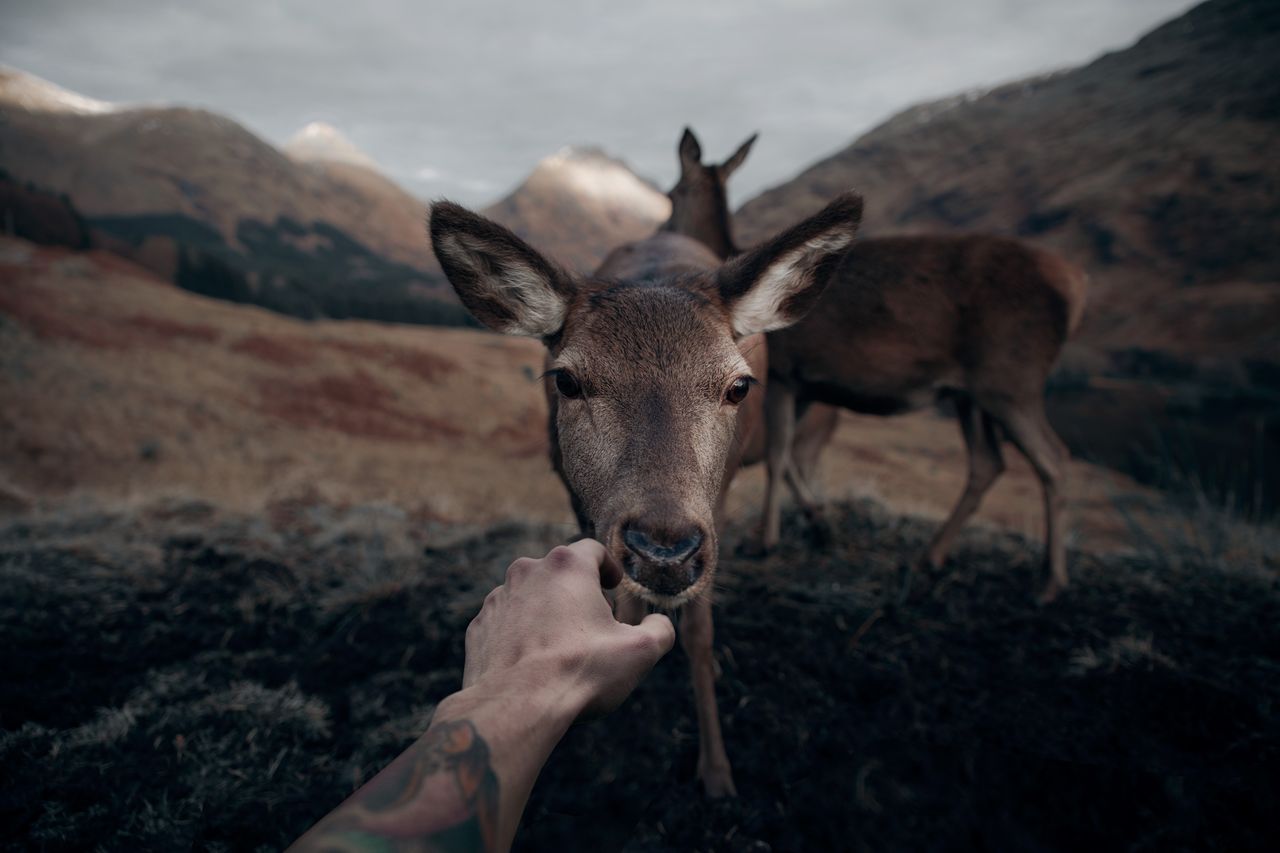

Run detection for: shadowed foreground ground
[[1, 498, 1277, 851]]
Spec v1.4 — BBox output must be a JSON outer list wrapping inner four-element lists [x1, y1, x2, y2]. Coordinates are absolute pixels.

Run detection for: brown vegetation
[[0, 235, 1173, 547], [0, 496, 1274, 850]]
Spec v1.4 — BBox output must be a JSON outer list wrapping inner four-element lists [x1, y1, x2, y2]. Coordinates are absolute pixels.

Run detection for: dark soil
[[1, 500, 1277, 852]]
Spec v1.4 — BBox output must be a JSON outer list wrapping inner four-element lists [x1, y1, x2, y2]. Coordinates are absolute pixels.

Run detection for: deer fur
[[754, 232, 1088, 604]]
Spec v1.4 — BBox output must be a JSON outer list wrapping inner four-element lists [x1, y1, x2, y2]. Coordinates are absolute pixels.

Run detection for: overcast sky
[[2, 0, 1195, 207]]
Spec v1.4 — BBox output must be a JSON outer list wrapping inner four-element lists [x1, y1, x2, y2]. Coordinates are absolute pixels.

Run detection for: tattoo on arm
[[303, 719, 500, 852]]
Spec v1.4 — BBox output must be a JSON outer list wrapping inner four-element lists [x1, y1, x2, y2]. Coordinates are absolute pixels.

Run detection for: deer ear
[[716, 191, 863, 337], [429, 201, 573, 338], [678, 127, 703, 173], [721, 133, 757, 177]]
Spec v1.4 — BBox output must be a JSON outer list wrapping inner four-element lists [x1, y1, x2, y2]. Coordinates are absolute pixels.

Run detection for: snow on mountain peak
[[284, 121, 380, 171], [0, 66, 115, 114]]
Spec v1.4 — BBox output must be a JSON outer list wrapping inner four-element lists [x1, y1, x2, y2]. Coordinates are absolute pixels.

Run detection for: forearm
[[289, 680, 580, 853]]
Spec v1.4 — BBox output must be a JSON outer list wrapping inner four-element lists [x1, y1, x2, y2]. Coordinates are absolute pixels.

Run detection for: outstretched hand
[[463, 539, 675, 718], [291, 539, 675, 853]]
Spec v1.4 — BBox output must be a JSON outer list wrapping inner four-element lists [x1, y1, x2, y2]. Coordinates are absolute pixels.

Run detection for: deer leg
[[786, 404, 840, 551], [762, 384, 834, 540], [761, 383, 802, 551], [922, 397, 1006, 570], [990, 400, 1069, 604], [783, 459, 833, 548], [790, 403, 837, 502], [681, 595, 736, 797]]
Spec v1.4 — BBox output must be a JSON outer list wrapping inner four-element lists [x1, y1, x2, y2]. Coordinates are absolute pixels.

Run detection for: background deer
[[430, 191, 863, 798], [754, 233, 1088, 603], [594, 128, 838, 532]]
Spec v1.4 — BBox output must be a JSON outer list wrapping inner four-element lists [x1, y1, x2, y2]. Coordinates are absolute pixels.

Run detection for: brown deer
[[657, 128, 839, 512], [752, 232, 1088, 604], [429, 188, 864, 798], [552, 128, 839, 547], [661, 126, 756, 260]]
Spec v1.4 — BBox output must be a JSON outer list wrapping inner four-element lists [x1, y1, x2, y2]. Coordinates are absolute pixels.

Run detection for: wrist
[[434, 666, 586, 739]]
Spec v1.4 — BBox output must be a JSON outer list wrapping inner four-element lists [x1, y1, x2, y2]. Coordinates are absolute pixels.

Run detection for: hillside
[[734, 0, 1280, 509], [736, 0, 1280, 359], [0, 234, 1160, 552]]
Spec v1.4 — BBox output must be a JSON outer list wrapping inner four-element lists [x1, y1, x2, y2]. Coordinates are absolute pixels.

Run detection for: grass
[[1, 496, 1277, 851]]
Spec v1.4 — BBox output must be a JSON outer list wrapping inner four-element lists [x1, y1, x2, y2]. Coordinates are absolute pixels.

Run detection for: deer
[[429, 183, 863, 798], [551, 128, 840, 554], [662, 128, 839, 493], [646, 128, 840, 509], [749, 229, 1088, 604]]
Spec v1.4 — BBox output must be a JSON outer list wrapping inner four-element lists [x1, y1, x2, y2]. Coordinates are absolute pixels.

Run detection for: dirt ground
[[2, 495, 1276, 852]]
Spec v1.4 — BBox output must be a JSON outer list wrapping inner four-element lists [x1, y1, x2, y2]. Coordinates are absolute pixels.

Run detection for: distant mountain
[[735, 0, 1280, 509], [483, 146, 670, 272], [0, 70, 670, 326], [0, 67, 466, 324]]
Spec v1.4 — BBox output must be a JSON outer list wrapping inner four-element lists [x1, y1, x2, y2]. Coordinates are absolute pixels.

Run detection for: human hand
[[462, 539, 675, 719]]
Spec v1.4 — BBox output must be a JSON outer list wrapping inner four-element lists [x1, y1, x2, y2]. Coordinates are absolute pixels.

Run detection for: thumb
[[633, 612, 676, 660]]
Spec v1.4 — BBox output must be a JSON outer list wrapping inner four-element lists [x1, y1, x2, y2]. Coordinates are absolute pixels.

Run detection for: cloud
[[0, 0, 1195, 205]]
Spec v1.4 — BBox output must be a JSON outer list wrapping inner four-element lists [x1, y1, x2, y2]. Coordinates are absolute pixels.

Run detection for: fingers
[[503, 539, 623, 592], [633, 612, 676, 659], [561, 538, 624, 590]]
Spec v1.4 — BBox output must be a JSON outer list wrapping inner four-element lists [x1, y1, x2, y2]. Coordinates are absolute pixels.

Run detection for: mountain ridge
[[0, 68, 670, 324]]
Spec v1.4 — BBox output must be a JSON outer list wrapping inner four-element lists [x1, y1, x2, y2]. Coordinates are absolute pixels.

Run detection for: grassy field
[[2, 496, 1276, 851]]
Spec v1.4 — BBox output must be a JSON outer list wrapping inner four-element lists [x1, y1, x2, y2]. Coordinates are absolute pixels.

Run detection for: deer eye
[[554, 370, 583, 399], [724, 377, 752, 405]]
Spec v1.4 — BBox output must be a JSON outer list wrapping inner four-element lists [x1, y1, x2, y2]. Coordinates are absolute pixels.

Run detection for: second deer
[[752, 230, 1088, 604]]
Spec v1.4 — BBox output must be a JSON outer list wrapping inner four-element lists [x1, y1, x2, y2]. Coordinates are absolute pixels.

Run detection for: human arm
[[288, 539, 675, 852]]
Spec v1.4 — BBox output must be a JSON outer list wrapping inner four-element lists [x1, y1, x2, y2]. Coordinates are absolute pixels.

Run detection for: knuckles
[[544, 545, 579, 572], [629, 630, 660, 658], [505, 556, 539, 582], [504, 546, 588, 586]]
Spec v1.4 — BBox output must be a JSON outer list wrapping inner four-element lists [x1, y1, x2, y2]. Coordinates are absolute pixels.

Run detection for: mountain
[[0, 67, 468, 324], [483, 146, 670, 272], [734, 0, 1280, 508], [738, 0, 1280, 359], [0, 70, 669, 327]]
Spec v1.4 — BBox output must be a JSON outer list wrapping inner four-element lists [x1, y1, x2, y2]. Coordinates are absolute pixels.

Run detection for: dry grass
[[3, 236, 1168, 562]]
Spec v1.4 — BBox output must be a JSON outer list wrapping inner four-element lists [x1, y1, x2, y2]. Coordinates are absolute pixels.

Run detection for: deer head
[[430, 192, 862, 607], [661, 127, 757, 259]]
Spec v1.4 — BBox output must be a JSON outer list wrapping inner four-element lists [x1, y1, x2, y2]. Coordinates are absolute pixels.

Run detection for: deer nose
[[622, 524, 704, 567]]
